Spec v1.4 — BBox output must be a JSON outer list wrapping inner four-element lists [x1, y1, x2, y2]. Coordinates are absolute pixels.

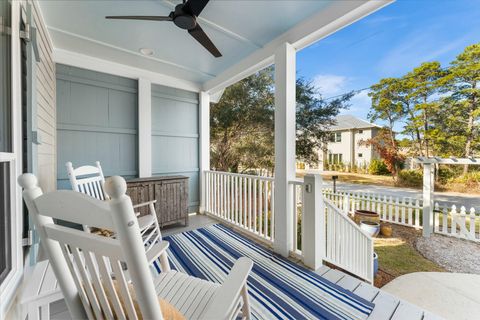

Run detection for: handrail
[[323, 197, 374, 283], [204, 170, 274, 181]]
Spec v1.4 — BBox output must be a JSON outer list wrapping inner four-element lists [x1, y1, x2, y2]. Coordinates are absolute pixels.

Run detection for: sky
[[296, 0, 480, 131]]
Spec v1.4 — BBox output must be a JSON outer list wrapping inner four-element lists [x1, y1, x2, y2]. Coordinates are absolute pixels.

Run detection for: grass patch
[[374, 238, 445, 278]]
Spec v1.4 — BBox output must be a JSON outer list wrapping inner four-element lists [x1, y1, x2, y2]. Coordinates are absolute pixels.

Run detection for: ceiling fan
[[106, 0, 221, 58]]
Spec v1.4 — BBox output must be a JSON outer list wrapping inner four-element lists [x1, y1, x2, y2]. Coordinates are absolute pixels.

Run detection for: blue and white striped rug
[[155, 224, 374, 320]]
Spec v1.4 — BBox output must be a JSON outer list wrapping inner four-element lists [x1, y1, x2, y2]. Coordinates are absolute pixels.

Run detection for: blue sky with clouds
[[296, 0, 480, 130]]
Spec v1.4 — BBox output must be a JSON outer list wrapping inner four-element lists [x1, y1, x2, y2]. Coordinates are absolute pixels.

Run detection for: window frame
[[0, 1, 24, 316]]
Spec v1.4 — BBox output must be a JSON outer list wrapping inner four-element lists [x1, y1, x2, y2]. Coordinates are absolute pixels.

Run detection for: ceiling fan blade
[[183, 0, 210, 17], [105, 15, 172, 21], [188, 24, 222, 57]]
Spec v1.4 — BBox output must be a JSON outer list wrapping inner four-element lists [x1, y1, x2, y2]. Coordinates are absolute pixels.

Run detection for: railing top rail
[[204, 170, 275, 181], [289, 178, 304, 185], [324, 197, 373, 239]]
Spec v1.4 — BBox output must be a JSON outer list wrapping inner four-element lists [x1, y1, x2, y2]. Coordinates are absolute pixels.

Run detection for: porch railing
[[204, 170, 275, 243], [292, 177, 373, 283], [204, 171, 374, 282], [323, 197, 374, 283]]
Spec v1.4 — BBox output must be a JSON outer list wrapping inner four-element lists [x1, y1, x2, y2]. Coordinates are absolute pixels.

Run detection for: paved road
[[322, 181, 480, 209]]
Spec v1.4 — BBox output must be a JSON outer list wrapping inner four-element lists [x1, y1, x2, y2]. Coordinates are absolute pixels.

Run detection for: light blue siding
[[151, 84, 199, 212], [56, 64, 138, 189]]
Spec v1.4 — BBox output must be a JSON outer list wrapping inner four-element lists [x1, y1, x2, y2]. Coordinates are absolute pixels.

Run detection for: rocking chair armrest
[[201, 257, 253, 320], [146, 240, 169, 264], [132, 200, 157, 209]]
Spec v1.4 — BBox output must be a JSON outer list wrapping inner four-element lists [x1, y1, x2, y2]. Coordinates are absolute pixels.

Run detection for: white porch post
[[303, 174, 325, 270], [273, 42, 296, 257], [422, 163, 434, 237], [138, 78, 152, 178], [199, 92, 210, 214]]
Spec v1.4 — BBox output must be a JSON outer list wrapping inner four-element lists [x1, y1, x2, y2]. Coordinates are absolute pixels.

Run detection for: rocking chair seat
[[137, 214, 156, 230], [154, 271, 221, 319]]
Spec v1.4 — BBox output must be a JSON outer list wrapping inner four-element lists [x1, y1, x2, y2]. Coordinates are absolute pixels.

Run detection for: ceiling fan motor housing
[[173, 4, 197, 30]]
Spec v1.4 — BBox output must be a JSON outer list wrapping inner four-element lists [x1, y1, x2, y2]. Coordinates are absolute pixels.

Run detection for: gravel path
[[416, 234, 480, 274]]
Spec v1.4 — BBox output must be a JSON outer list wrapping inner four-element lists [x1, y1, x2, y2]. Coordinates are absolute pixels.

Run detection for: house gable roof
[[331, 115, 380, 131]]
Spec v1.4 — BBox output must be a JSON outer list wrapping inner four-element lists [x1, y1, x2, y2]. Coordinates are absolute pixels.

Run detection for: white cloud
[[338, 90, 372, 117], [312, 74, 349, 97]]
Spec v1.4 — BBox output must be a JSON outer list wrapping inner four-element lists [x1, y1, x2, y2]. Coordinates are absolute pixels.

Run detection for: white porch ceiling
[[38, 0, 387, 90]]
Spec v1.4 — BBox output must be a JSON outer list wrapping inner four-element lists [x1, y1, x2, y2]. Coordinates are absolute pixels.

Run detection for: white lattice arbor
[[413, 157, 480, 237]]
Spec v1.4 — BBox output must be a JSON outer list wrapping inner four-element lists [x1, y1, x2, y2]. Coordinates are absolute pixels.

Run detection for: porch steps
[[316, 266, 443, 320]]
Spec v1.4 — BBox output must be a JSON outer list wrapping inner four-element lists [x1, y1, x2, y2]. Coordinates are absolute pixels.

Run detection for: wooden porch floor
[[49, 214, 442, 320]]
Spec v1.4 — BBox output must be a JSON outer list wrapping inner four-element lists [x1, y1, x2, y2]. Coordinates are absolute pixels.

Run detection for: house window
[[328, 153, 343, 164], [334, 132, 341, 142], [328, 132, 342, 143], [358, 153, 363, 158], [358, 130, 363, 134]]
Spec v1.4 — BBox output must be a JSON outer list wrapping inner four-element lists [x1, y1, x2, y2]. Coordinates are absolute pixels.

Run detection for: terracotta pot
[[353, 209, 380, 224], [380, 224, 393, 237]]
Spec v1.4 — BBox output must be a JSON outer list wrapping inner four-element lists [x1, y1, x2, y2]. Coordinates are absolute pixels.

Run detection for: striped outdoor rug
[[153, 224, 374, 320]]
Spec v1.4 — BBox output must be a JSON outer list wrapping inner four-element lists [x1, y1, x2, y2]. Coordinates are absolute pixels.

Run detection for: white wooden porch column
[[422, 163, 434, 237], [303, 174, 325, 270], [138, 78, 152, 177], [273, 42, 296, 257], [199, 92, 210, 213]]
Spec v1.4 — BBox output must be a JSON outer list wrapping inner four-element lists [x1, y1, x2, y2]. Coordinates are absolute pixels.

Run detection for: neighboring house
[[319, 115, 381, 170]]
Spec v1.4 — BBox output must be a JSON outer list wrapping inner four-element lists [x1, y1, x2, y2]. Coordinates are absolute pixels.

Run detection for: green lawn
[[374, 237, 444, 280]]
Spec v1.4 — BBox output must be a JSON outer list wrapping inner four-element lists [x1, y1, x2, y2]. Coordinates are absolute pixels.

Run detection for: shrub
[[368, 159, 390, 175], [397, 169, 423, 187], [448, 171, 480, 185]]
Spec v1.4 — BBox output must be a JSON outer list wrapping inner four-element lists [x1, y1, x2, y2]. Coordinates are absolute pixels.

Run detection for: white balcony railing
[[204, 171, 374, 283], [204, 171, 275, 243]]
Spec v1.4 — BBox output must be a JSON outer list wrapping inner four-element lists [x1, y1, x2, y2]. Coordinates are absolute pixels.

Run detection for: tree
[[210, 69, 351, 172], [368, 78, 405, 150], [404, 62, 446, 157], [296, 77, 352, 165], [210, 68, 274, 173], [442, 43, 480, 173], [359, 128, 405, 179]]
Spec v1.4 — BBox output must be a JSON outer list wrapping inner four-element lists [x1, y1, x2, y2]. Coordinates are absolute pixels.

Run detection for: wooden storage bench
[[126, 176, 189, 227]]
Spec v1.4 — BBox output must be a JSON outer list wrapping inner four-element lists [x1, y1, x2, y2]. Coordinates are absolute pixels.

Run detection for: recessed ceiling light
[[139, 48, 154, 56]]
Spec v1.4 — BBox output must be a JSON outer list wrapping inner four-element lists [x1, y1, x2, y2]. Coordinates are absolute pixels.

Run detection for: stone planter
[[380, 224, 393, 237], [354, 209, 380, 224], [360, 220, 380, 237]]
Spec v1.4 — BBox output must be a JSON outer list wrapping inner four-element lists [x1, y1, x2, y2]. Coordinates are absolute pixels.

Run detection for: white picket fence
[[324, 197, 374, 283], [323, 189, 480, 242], [434, 204, 479, 242], [323, 189, 422, 229], [204, 170, 275, 243]]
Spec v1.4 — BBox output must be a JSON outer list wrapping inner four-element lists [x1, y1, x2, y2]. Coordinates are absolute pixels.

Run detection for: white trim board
[[203, 0, 394, 93], [53, 48, 202, 92]]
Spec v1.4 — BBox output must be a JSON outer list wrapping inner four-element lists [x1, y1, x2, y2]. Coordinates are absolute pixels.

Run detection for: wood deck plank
[[368, 291, 400, 320], [422, 311, 444, 320], [390, 301, 424, 320], [336, 274, 362, 291], [322, 269, 345, 283], [353, 282, 379, 302], [315, 265, 331, 276]]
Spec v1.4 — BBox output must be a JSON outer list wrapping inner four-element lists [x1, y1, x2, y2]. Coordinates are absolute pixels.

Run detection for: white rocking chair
[[66, 161, 162, 265], [19, 174, 253, 320]]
